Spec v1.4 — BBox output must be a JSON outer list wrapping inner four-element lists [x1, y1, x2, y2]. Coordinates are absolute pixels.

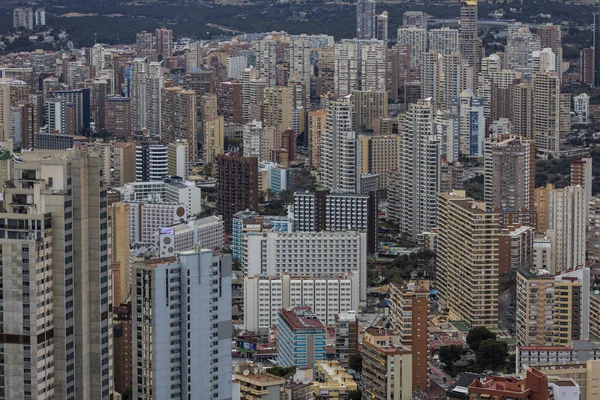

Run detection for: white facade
[[428, 28, 459, 56], [135, 143, 168, 182], [227, 55, 248, 80], [120, 180, 202, 216], [396, 98, 441, 241], [397, 26, 428, 69], [533, 48, 557, 74], [132, 250, 232, 400], [244, 273, 360, 332], [547, 185, 587, 273], [245, 231, 368, 305], [320, 94, 357, 193], [516, 341, 600, 373], [130, 58, 164, 135], [573, 93, 590, 124], [193, 215, 225, 250], [128, 201, 188, 244]]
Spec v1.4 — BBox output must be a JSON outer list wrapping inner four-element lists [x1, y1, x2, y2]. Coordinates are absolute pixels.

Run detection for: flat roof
[[279, 307, 325, 330]]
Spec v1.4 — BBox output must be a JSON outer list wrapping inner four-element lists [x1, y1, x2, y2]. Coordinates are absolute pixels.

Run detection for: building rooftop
[[279, 307, 326, 330]]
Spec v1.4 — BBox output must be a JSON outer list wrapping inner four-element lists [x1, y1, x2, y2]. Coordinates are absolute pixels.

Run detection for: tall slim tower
[[155, 27, 173, 58], [130, 57, 164, 135], [320, 93, 358, 193], [459, 0, 481, 74], [395, 98, 441, 241], [356, 0, 375, 39], [594, 13, 600, 87], [1, 150, 113, 399]]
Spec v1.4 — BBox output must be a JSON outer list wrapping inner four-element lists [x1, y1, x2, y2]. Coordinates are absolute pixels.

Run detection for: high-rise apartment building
[[263, 86, 293, 131], [136, 31, 154, 55], [361, 328, 414, 400], [389, 280, 430, 392], [395, 98, 440, 241], [256, 39, 278, 87], [484, 135, 536, 215], [186, 70, 214, 121], [51, 88, 91, 134], [1, 150, 113, 399], [204, 115, 224, 165], [513, 83, 534, 139], [532, 71, 569, 153], [131, 250, 232, 400], [334, 39, 387, 95], [356, 0, 375, 39], [352, 89, 388, 132], [499, 224, 535, 274], [397, 26, 428, 69], [546, 185, 587, 273], [155, 27, 173, 58], [320, 94, 358, 193], [13, 7, 34, 29], [130, 57, 164, 135], [538, 24, 563, 76], [216, 154, 259, 232], [111, 202, 131, 308], [402, 11, 428, 29], [571, 155, 593, 203], [217, 81, 243, 123], [595, 14, 600, 87], [436, 190, 500, 327], [516, 267, 590, 347], [375, 12, 389, 42], [580, 47, 594, 85], [246, 231, 368, 304], [293, 190, 378, 254], [113, 141, 137, 186], [308, 109, 326, 169], [161, 86, 198, 161], [167, 140, 189, 179], [357, 133, 400, 189], [135, 142, 168, 182], [459, 0, 482, 74], [278, 307, 327, 369], [505, 24, 540, 80], [335, 311, 359, 368], [429, 28, 460, 56], [105, 95, 131, 136], [244, 273, 359, 331], [573, 93, 590, 124]]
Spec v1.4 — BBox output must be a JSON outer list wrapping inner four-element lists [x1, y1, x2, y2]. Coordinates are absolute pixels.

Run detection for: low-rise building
[[313, 360, 358, 399]]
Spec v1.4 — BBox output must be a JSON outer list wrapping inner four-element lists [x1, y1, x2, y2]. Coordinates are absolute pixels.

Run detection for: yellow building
[[203, 115, 224, 165], [111, 202, 130, 306], [516, 268, 587, 347], [235, 364, 286, 400], [308, 109, 326, 169], [357, 133, 401, 189], [436, 190, 500, 328], [263, 86, 292, 133], [361, 328, 413, 400], [313, 360, 357, 399], [351, 89, 388, 132], [527, 360, 600, 400]]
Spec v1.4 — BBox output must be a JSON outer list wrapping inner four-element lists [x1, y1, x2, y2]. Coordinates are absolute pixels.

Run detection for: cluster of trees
[[536, 148, 600, 195], [439, 327, 513, 377], [380, 249, 436, 283], [266, 366, 296, 377]]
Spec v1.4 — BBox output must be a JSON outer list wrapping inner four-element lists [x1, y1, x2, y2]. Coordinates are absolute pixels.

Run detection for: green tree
[[476, 339, 508, 371], [466, 326, 496, 351], [279, 189, 295, 204], [439, 345, 463, 368], [349, 353, 363, 373], [349, 389, 362, 400]]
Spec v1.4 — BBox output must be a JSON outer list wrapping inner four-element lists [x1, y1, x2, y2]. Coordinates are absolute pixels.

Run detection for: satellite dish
[[243, 369, 250, 376], [302, 377, 311, 384]]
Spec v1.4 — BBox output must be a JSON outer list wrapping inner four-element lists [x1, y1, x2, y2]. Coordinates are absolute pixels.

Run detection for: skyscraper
[[132, 250, 232, 400], [204, 115, 225, 165], [155, 27, 173, 59], [135, 141, 168, 182], [216, 153, 259, 232], [375, 12, 389, 42], [130, 57, 164, 135], [459, 0, 482, 74], [594, 13, 600, 87], [532, 71, 569, 153], [320, 94, 358, 193], [397, 26, 428, 69], [1, 150, 113, 399], [429, 28, 460, 56], [436, 190, 499, 328], [395, 98, 441, 241], [160, 86, 198, 161], [356, 0, 375, 39], [484, 135, 536, 215]]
